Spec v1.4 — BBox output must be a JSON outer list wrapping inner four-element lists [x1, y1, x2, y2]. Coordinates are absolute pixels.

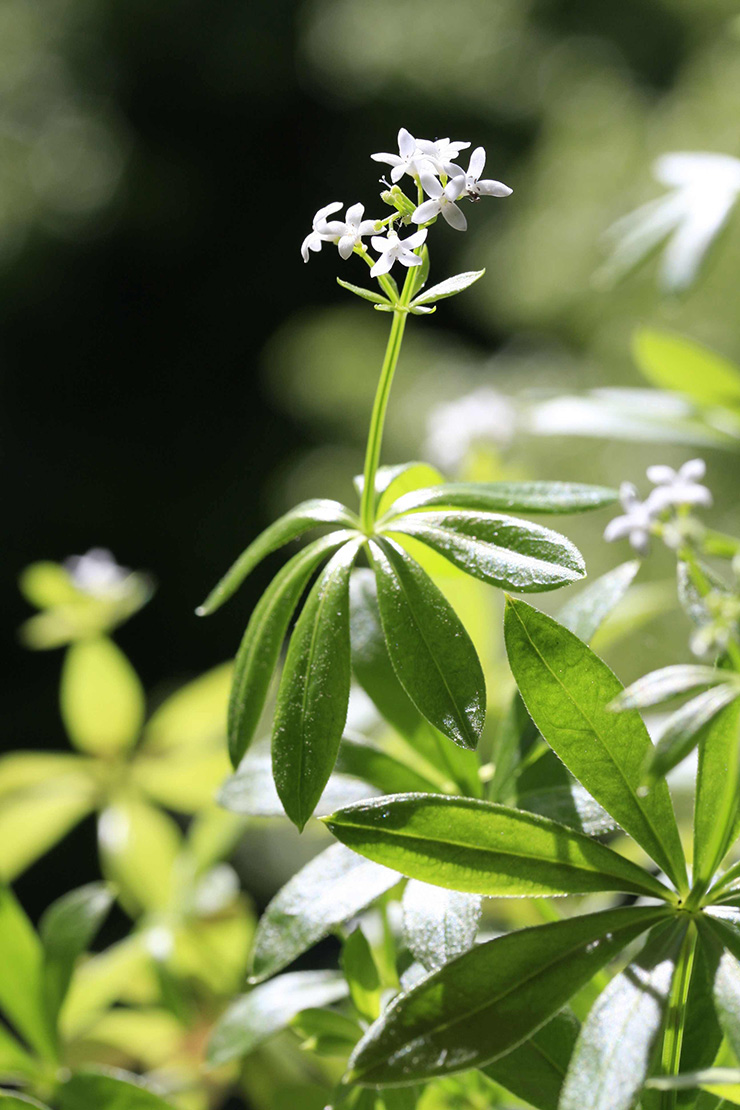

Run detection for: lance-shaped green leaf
[[208, 970, 348, 1066], [647, 684, 740, 784], [345, 905, 668, 1086], [228, 531, 355, 767], [409, 269, 485, 307], [219, 749, 372, 819], [273, 541, 361, 830], [633, 329, 740, 410], [694, 699, 740, 889], [58, 1067, 176, 1109], [369, 540, 485, 751], [612, 665, 729, 711], [342, 928, 382, 1023], [402, 880, 481, 971], [40, 882, 114, 1028], [648, 1068, 740, 1101], [0, 1020, 35, 1078], [251, 843, 400, 983], [384, 511, 585, 593], [0, 1096, 52, 1109], [383, 481, 618, 520], [196, 499, 359, 616], [0, 886, 54, 1059], [337, 278, 392, 305], [504, 598, 688, 891], [560, 920, 685, 1110], [61, 638, 145, 756], [323, 794, 671, 899], [697, 917, 740, 1061], [677, 558, 728, 628], [558, 560, 640, 644], [336, 736, 442, 795], [516, 783, 619, 838], [482, 1010, 580, 1110]]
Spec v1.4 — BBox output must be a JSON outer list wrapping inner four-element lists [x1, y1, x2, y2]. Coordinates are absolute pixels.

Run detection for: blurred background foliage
[[3, 0, 740, 1087]]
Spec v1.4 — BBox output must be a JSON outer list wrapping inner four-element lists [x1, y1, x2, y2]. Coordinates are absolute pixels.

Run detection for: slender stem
[[659, 923, 697, 1110], [359, 266, 416, 533], [679, 544, 740, 672]]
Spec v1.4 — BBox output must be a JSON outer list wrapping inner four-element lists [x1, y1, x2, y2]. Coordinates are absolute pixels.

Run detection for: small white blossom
[[64, 548, 130, 597], [603, 482, 659, 556], [413, 172, 467, 231], [323, 202, 378, 260], [301, 201, 343, 262], [448, 146, 512, 200], [425, 387, 516, 472], [646, 458, 712, 511], [370, 227, 427, 277], [371, 128, 434, 183], [416, 136, 471, 173]]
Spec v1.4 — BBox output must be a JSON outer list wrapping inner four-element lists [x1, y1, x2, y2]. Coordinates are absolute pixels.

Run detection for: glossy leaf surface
[[482, 1010, 579, 1110], [613, 665, 726, 710], [557, 560, 640, 644], [384, 482, 617, 518], [648, 685, 740, 783], [694, 699, 740, 887], [410, 270, 485, 306], [219, 749, 373, 819], [402, 880, 481, 971], [337, 278, 391, 305], [58, 1067, 176, 1109]]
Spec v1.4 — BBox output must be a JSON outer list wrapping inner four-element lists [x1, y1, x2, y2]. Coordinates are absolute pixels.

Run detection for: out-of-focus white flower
[[413, 172, 467, 231], [424, 387, 517, 472], [448, 147, 512, 201], [371, 128, 434, 183], [369, 227, 427, 276], [300, 201, 343, 262], [646, 458, 713, 511], [64, 548, 130, 597], [603, 482, 660, 556], [416, 136, 470, 173], [323, 202, 378, 260], [600, 152, 740, 293]]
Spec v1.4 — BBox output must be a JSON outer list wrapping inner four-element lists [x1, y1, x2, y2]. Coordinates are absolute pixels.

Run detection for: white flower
[[425, 387, 516, 472], [300, 201, 343, 262], [413, 171, 468, 231], [371, 128, 434, 183], [603, 483, 659, 556], [64, 548, 130, 597], [370, 227, 427, 277], [324, 202, 378, 260], [448, 146, 512, 200], [416, 136, 471, 173], [646, 458, 713, 511]]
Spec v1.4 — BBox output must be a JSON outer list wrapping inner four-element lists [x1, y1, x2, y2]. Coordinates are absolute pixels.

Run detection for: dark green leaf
[[342, 929, 382, 1022], [291, 1007, 362, 1056], [336, 736, 442, 795], [402, 880, 481, 971], [678, 937, 724, 1097], [410, 270, 485, 306], [370, 539, 485, 751], [58, 1067, 176, 1109], [337, 278, 392, 305], [647, 685, 740, 784], [323, 793, 671, 899], [633, 329, 740, 410], [504, 598, 688, 891], [345, 905, 668, 1085], [273, 542, 361, 830], [383, 482, 618, 519], [208, 971, 348, 1066], [699, 913, 740, 1064], [228, 531, 353, 767], [613, 665, 728, 711], [694, 699, 740, 888], [251, 843, 399, 982], [482, 1010, 580, 1110], [0, 886, 54, 1059], [516, 783, 619, 838], [557, 560, 640, 643], [40, 882, 113, 1027], [196, 500, 359, 616], [385, 511, 585, 592], [559, 920, 685, 1110], [219, 749, 373, 818]]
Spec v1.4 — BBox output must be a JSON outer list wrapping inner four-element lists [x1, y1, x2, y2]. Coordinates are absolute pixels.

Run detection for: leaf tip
[[195, 604, 208, 617]]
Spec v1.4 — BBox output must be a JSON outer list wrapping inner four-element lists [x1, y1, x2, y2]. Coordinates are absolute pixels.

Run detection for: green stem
[[679, 545, 740, 672], [659, 923, 696, 1110], [359, 266, 416, 533]]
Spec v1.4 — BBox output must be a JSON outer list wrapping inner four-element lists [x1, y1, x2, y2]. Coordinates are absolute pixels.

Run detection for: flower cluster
[[301, 127, 512, 272], [603, 459, 712, 556]]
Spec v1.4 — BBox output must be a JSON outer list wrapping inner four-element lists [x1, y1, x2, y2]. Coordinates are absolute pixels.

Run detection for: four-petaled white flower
[[301, 201, 343, 262], [449, 147, 512, 201], [416, 136, 471, 173], [371, 128, 433, 183], [322, 203, 378, 260], [370, 227, 427, 277], [413, 172, 468, 231], [603, 483, 659, 557], [646, 458, 713, 511]]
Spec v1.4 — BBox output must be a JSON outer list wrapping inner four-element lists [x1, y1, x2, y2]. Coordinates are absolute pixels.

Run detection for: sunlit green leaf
[[291, 1007, 362, 1057], [699, 914, 740, 1060], [504, 598, 687, 891], [0, 1019, 35, 1078], [0, 1095, 52, 1109], [40, 882, 113, 1028], [0, 775, 95, 881], [648, 1069, 740, 1102], [197, 499, 359, 615], [370, 539, 485, 751], [131, 748, 230, 814], [58, 1066, 176, 1109], [410, 270, 485, 306], [0, 886, 54, 1059], [141, 662, 231, 752], [208, 970, 348, 1066], [613, 665, 728, 710], [559, 920, 684, 1110], [272, 542, 361, 830], [324, 793, 670, 898], [558, 560, 641, 644], [337, 278, 392, 305], [647, 685, 740, 784], [59, 934, 149, 1040], [251, 843, 399, 983], [98, 799, 182, 915], [219, 748, 372, 819], [60, 637, 145, 755], [336, 736, 442, 795], [18, 562, 80, 610], [374, 463, 444, 520], [402, 880, 481, 971], [229, 532, 352, 768], [482, 1010, 580, 1110], [633, 329, 740, 410], [694, 699, 740, 888], [515, 783, 619, 838], [342, 928, 382, 1022], [345, 905, 667, 1085], [383, 482, 618, 519], [385, 511, 585, 592]]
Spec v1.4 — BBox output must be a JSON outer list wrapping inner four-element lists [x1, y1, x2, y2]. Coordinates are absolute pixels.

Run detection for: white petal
[[445, 162, 465, 180], [396, 249, 423, 268], [314, 201, 343, 225], [629, 528, 651, 556], [338, 234, 356, 260], [618, 481, 640, 511], [370, 253, 394, 277], [646, 465, 676, 485], [391, 165, 407, 183], [346, 202, 364, 225], [404, 228, 428, 249], [412, 200, 440, 224], [468, 146, 486, 180], [398, 128, 416, 159], [371, 153, 402, 166], [681, 485, 713, 507], [680, 458, 706, 482], [604, 516, 632, 542], [320, 220, 345, 236], [371, 235, 391, 253], [441, 201, 468, 231], [477, 179, 513, 197], [415, 139, 436, 155], [420, 173, 443, 200], [445, 176, 465, 201], [358, 220, 377, 235]]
